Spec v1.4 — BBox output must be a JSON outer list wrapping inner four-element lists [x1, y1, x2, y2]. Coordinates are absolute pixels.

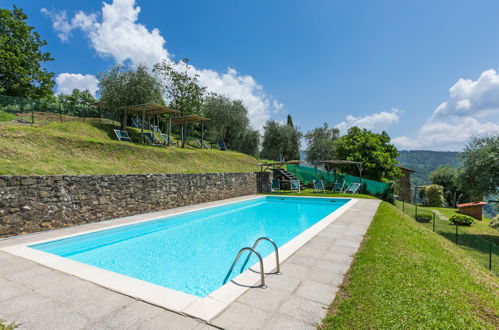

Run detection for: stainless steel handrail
[[251, 237, 281, 274], [225, 247, 266, 288]]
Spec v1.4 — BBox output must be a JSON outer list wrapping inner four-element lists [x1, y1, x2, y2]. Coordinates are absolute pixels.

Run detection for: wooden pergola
[[258, 160, 303, 173], [171, 115, 210, 148], [121, 103, 180, 145], [319, 160, 363, 185]]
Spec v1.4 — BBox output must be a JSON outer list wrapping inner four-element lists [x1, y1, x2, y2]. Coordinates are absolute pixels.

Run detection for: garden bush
[[449, 214, 475, 226], [416, 214, 432, 223], [490, 215, 499, 230]]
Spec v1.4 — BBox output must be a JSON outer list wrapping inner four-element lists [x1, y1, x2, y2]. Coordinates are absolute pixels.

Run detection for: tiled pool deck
[[0, 196, 380, 329]]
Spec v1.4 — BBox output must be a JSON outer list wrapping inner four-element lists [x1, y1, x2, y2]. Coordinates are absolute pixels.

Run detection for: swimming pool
[[30, 196, 350, 297]]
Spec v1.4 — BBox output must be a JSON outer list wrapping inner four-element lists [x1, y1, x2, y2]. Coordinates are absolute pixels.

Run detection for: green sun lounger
[[114, 129, 132, 142], [313, 180, 325, 193]]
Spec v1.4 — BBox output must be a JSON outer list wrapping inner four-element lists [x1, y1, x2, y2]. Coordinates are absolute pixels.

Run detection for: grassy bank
[[394, 200, 499, 273], [0, 110, 16, 122], [0, 118, 260, 175], [322, 202, 498, 329]]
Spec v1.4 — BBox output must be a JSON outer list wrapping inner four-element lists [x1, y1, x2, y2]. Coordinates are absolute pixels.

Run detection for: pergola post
[[168, 114, 172, 145], [201, 122, 204, 147], [182, 122, 187, 148], [141, 109, 145, 144]]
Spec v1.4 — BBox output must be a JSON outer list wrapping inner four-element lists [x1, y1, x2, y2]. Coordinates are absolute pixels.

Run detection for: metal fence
[[0, 94, 118, 124], [395, 199, 498, 275]]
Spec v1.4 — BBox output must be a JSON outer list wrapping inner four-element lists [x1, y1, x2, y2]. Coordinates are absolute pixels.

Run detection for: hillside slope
[[0, 117, 260, 175]]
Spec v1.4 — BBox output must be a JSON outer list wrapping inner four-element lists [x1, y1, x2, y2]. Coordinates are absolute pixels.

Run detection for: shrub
[[449, 214, 475, 226], [416, 214, 432, 223], [490, 215, 499, 230]]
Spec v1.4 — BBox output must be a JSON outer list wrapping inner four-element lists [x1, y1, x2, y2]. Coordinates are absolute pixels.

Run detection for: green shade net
[[286, 164, 391, 196]]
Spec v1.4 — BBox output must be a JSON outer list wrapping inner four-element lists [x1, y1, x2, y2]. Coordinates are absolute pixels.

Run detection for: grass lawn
[[0, 115, 260, 175], [431, 206, 499, 245], [322, 202, 499, 329], [395, 200, 498, 275], [265, 188, 376, 199]]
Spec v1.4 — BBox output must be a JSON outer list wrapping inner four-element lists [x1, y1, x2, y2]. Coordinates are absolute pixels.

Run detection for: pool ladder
[[225, 237, 281, 289]]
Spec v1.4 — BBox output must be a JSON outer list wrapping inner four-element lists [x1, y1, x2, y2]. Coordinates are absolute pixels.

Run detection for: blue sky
[[6, 0, 499, 150]]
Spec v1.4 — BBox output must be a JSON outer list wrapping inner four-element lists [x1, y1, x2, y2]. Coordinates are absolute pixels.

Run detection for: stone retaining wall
[[0, 172, 264, 237]]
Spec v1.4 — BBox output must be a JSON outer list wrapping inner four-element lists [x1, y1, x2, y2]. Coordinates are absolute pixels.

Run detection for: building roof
[[397, 165, 415, 173], [457, 201, 487, 208]]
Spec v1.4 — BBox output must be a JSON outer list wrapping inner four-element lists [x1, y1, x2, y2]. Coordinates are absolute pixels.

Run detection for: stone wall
[[0, 172, 261, 238]]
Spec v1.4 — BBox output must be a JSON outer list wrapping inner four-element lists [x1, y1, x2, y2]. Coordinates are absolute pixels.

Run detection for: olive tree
[[98, 64, 162, 130]]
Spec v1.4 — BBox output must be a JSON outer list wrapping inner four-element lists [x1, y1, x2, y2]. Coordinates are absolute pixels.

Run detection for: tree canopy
[[458, 135, 499, 200], [260, 119, 301, 161], [0, 6, 54, 98], [429, 165, 467, 207], [202, 94, 259, 156], [153, 58, 205, 115], [334, 127, 401, 181], [305, 123, 340, 170], [98, 64, 163, 129]]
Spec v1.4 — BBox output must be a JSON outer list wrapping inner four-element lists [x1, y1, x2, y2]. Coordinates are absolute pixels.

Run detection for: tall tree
[[305, 123, 340, 170], [0, 6, 54, 98], [260, 120, 301, 161], [98, 64, 163, 130], [202, 94, 260, 156], [286, 115, 301, 160], [287, 114, 294, 128], [202, 94, 249, 145], [458, 135, 499, 200], [334, 127, 401, 181], [429, 165, 466, 207], [153, 58, 206, 115]]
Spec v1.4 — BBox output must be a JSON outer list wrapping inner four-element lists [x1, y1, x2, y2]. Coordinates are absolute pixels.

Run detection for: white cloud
[[43, 0, 281, 129], [393, 69, 499, 151], [433, 69, 499, 119], [55, 73, 99, 96], [335, 108, 400, 134]]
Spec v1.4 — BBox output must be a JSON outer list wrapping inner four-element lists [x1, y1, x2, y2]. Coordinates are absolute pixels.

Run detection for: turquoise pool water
[[31, 196, 349, 297]]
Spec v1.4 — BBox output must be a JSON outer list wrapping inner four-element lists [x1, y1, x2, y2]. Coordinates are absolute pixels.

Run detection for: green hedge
[[449, 214, 475, 226]]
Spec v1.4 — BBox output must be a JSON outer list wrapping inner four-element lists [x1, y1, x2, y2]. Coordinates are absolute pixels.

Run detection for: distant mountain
[[397, 150, 460, 186]]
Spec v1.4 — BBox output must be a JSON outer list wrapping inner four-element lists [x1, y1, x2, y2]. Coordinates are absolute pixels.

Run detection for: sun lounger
[[290, 180, 301, 193], [158, 133, 177, 146], [334, 180, 345, 193], [344, 182, 361, 194], [217, 141, 227, 151], [313, 180, 325, 193], [114, 129, 132, 142], [143, 132, 164, 146], [271, 178, 280, 192], [197, 139, 210, 149]]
